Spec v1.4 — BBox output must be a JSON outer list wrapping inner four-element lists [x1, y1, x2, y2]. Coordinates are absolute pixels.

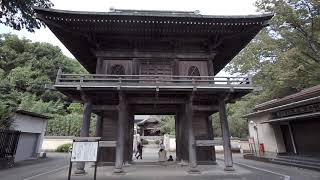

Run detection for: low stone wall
[[42, 136, 74, 152], [42, 135, 251, 154]]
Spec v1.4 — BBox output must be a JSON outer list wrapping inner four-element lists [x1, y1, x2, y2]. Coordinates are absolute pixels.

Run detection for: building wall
[[15, 133, 38, 162], [248, 113, 285, 154], [12, 114, 48, 157], [42, 136, 73, 151]]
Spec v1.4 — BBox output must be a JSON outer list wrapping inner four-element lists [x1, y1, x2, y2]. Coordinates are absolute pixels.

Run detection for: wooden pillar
[[96, 114, 103, 137], [288, 122, 297, 154], [208, 115, 216, 162], [186, 95, 199, 173], [114, 93, 127, 173], [207, 59, 214, 76], [127, 112, 134, 162], [175, 113, 181, 161], [75, 102, 92, 174], [218, 99, 234, 171]]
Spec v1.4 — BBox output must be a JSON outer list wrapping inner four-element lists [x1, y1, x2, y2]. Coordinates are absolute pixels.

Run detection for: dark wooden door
[[280, 125, 294, 154]]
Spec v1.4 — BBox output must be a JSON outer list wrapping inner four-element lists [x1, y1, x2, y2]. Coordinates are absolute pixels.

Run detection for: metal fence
[[0, 129, 20, 159]]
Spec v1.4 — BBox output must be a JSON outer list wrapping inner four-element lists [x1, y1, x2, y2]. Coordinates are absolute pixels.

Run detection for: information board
[[71, 141, 98, 162]]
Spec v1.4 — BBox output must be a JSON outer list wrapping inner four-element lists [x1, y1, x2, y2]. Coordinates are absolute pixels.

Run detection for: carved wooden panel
[[140, 60, 173, 76], [179, 61, 208, 76], [100, 60, 132, 74]]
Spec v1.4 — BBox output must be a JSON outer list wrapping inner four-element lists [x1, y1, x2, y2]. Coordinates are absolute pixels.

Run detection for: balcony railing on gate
[[55, 72, 252, 90]]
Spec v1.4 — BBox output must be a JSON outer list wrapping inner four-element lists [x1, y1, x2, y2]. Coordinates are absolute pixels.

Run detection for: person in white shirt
[[158, 148, 167, 162]]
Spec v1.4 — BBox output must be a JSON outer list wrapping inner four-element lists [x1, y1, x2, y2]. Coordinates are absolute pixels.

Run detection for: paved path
[[1, 151, 320, 180], [225, 153, 320, 180], [0, 153, 69, 180]]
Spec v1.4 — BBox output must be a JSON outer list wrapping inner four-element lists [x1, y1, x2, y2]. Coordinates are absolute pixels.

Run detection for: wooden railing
[[55, 71, 252, 89]]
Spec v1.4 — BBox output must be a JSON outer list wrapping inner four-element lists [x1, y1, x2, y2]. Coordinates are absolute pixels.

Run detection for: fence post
[[248, 74, 252, 85], [55, 68, 62, 84]]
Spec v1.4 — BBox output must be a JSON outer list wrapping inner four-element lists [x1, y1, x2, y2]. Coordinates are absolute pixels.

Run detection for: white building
[[12, 110, 49, 162]]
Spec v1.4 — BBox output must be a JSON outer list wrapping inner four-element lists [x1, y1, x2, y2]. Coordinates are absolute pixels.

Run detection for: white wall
[[12, 113, 48, 155], [42, 137, 74, 151], [248, 113, 285, 154]]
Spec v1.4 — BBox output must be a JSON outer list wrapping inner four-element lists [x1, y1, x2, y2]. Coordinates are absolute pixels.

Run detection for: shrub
[[142, 139, 148, 145], [56, 143, 72, 152], [155, 139, 160, 144]]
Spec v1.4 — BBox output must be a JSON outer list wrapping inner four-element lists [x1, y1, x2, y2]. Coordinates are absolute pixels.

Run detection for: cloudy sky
[[0, 0, 259, 59]]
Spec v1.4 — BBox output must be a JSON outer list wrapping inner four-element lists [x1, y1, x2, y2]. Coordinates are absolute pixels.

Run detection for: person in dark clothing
[[136, 140, 144, 159], [168, 155, 174, 161]]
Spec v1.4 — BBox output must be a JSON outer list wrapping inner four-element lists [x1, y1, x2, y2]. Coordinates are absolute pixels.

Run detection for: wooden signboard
[[68, 137, 100, 180], [71, 141, 99, 162], [195, 140, 223, 146]]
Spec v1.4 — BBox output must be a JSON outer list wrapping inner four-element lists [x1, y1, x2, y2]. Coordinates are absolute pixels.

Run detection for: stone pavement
[[29, 161, 282, 180], [22, 147, 282, 180], [3, 149, 320, 180]]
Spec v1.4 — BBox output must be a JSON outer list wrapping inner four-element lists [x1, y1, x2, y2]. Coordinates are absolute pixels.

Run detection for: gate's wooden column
[[114, 93, 127, 173], [208, 115, 216, 163], [218, 99, 234, 171], [186, 95, 199, 173], [96, 114, 103, 137], [75, 101, 92, 174], [175, 113, 181, 161], [126, 111, 134, 163]]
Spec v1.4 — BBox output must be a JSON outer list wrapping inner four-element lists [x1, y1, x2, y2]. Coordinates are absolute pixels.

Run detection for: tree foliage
[[158, 115, 175, 135], [219, 0, 320, 138], [0, 34, 90, 136], [0, 0, 53, 32]]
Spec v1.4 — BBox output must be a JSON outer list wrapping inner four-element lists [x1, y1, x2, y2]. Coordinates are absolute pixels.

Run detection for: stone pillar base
[[188, 168, 201, 174], [224, 166, 235, 171], [74, 169, 86, 175], [113, 168, 126, 175]]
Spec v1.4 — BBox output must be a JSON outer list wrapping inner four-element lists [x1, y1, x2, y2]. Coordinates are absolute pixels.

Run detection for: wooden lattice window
[[187, 66, 200, 76], [111, 64, 125, 75]]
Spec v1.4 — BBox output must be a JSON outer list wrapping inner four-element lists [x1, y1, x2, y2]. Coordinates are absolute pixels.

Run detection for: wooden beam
[[192, 105, 218, 112], [92, 105, 117, 111], [195, 140, 223, 146], [127, 97, 185, 104], [95, 51, 215, 59]]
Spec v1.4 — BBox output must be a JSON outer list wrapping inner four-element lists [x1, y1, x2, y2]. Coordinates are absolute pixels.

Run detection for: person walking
[[136, 140, 144, 159]]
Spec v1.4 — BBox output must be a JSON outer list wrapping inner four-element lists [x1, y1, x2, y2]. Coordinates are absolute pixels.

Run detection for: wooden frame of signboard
[[68, 137, 101, 180]]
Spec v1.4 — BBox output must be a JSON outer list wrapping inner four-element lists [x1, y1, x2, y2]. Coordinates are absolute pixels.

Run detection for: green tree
[[1, 0, 53, 31], [0, 34, 87, 133], [159, 115, 175, 135], [220, 0, 320, 139]]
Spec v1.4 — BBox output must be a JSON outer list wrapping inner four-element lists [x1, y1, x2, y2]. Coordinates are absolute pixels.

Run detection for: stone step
[[270, 158, 320, 171], [277, 156, 320, 164]]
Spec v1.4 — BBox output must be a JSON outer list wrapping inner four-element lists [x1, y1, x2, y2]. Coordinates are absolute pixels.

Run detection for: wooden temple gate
[[35, 7, 272, 173]]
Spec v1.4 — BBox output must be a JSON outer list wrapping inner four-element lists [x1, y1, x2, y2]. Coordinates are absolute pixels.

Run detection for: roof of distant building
[[15, 110, 51, 119]]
